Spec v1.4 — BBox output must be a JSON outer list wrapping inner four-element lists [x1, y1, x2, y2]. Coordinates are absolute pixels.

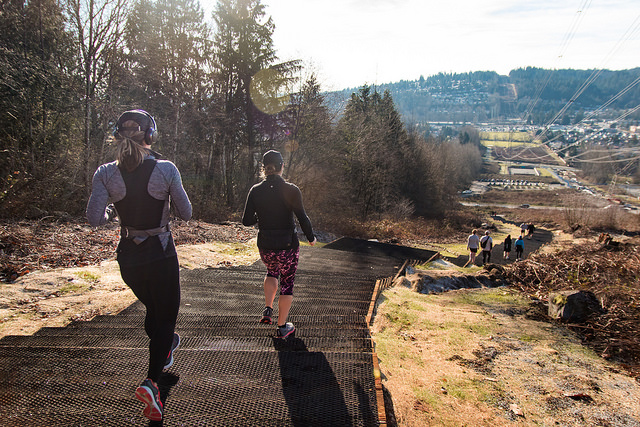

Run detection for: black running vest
[[114, 159, 165, 230]]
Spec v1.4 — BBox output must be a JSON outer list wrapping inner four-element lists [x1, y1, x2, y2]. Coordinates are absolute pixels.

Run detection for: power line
[[558, 103, 640, 164], [535, 73, 640, 152], [580, 74, 640, 123], [570, 154, 640, 164], [519, 0, 593, 125], [533, 13, 640, 143]]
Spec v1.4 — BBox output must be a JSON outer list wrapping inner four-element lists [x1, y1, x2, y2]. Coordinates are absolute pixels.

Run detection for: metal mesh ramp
[[0, 243, 402, 426], [323, 237, 438, 262]]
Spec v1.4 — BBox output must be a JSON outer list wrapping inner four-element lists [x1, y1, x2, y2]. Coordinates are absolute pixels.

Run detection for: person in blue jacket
[[515, 235, 525, 261]]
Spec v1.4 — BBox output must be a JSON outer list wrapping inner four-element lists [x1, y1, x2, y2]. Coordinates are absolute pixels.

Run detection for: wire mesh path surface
[[0, 239, 436, 426]]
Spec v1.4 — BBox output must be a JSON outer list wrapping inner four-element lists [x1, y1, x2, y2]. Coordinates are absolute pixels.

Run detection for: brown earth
[[0, 219, 258, 338], [373, 285, 640, 426], [492, 145, 563, 165]]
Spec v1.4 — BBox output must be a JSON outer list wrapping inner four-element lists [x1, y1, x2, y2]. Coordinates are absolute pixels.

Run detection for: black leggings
[[119, 256, 180, 382]]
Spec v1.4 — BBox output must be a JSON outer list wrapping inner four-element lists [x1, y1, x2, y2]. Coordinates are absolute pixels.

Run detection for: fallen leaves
[[0, 218, 257, 283]]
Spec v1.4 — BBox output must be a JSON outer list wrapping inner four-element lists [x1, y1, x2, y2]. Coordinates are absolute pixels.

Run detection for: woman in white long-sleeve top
[[86, 109, 191, 422]]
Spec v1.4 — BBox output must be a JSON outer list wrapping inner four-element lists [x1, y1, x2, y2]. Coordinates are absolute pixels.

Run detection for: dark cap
[[262, 150, 283, 167]]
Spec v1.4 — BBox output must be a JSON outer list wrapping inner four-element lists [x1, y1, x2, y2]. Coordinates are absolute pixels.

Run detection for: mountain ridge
[[326, 67, 640, 126]]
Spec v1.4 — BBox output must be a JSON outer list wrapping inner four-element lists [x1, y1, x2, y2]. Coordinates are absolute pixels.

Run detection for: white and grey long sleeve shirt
[[86, 154, 192, 265]]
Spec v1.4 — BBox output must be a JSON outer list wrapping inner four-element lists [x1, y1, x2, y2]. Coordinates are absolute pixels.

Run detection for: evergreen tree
[[285, 75, 333, 177], [0, 0, 79, 215], [282, 74, 335, 213], [210, 0, 277, 207], [124, 0, 211, 163], [336, 86, 410, 220]]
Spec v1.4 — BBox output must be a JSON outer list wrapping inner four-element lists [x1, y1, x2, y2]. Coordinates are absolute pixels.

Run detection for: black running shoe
[[164, 333, 180, 370], [276, 322, 295, 339], [135, 378, 163, 421], [260, 306, 273, 324]]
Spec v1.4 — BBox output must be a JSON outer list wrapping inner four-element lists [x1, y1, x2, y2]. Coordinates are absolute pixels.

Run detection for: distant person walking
[[480, 230, 493, 265], [515, 235, 525, 261], [86, 109, 192, 422], [527, 223, 535, 239], [520, 222, 528, 237], [242, 150, 316, 339], [503, 234, 512, 260], [466, 229, 480, 266]]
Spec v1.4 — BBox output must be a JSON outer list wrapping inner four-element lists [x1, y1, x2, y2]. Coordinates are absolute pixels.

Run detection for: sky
[[251, 0, 640, 91]]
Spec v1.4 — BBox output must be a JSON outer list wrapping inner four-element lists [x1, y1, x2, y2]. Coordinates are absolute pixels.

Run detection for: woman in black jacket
[[242, 150, 315, 339], [503, 234, 512, 260]]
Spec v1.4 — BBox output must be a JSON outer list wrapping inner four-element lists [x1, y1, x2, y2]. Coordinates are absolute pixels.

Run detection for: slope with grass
[[372, 285, 640, 426]]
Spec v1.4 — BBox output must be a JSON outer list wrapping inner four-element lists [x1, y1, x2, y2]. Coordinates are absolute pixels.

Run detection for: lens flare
[[250, 68, 291, 115]]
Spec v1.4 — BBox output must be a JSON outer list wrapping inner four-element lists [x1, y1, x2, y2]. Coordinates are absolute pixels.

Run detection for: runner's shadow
[[273, 337, 352, 426]]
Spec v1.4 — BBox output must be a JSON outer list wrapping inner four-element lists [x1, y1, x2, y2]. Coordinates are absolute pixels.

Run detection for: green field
[[480, 131, 532, 146]]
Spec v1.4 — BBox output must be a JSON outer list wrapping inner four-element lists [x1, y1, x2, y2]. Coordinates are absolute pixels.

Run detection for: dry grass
[[373, 286, 640, 426], [470, 188, 640, 233], [320, 210, 481, 246], [493, 146, 563, 165], [474, 188, 599, 207]]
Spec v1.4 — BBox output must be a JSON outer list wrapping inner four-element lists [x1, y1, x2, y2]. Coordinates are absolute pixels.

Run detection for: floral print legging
[[259, 247, 300, 295]]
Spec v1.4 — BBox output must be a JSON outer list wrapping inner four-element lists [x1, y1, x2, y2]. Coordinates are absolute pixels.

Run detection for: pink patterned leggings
[[259, 247, 300, 295]]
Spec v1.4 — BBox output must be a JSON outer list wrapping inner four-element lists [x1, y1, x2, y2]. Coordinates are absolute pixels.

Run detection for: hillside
[[2, 218, 640, 426], [327, 68, 640, 126]]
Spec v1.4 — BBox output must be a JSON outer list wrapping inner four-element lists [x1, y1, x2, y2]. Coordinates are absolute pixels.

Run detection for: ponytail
[[114, 120, 148, 172], [260, 163, 283, 179], [264, 164, 279, 175]]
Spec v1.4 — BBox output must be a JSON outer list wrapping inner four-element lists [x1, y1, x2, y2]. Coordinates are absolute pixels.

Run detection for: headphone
[[113, 109, 158, 144]]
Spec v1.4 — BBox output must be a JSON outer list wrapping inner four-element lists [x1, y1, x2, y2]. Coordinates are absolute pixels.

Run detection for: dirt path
[[447, 214, 553, 267]]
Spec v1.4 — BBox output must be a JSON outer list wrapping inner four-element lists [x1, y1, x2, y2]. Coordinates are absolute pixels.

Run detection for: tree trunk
[[173, 105, 180, 161], [84, 95, 92, 194]]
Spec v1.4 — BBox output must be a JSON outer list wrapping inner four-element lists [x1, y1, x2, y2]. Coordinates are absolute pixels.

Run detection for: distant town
[[329, 68, 640, 203]]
